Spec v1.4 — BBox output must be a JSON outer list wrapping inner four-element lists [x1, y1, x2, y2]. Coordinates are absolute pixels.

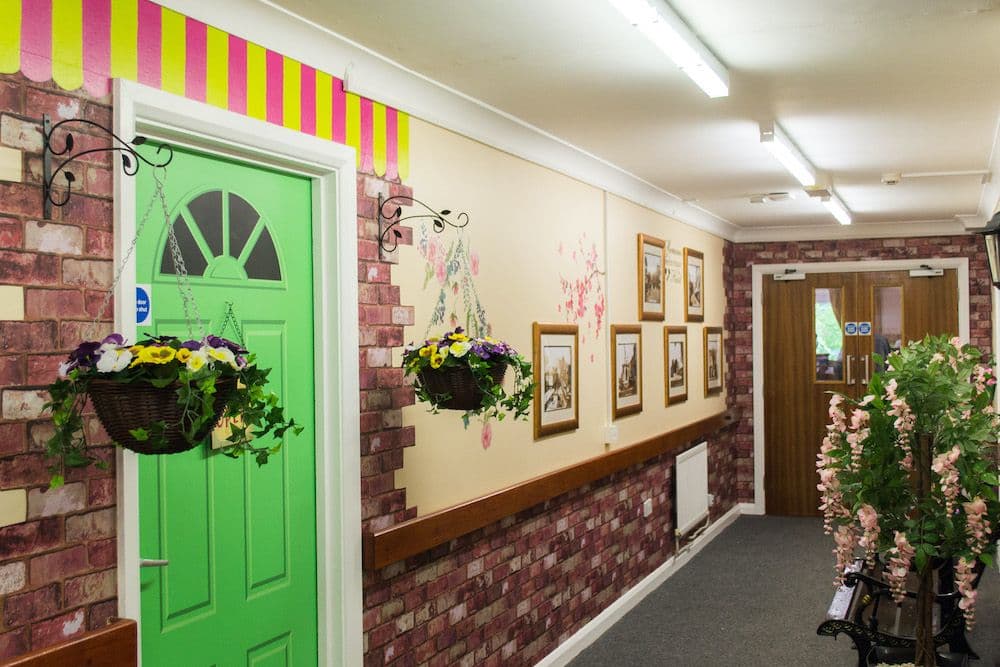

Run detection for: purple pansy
[[205, 335, 246, 354]]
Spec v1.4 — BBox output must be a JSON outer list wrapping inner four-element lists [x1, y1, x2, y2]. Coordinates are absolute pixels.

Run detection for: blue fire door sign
[[844, 322, 858, 336], [136, 284, 152, 326]]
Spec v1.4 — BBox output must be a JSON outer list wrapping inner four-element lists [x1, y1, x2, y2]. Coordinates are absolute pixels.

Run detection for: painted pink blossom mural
[[557, 234, 605, 363], [417, 227, 489, 338]]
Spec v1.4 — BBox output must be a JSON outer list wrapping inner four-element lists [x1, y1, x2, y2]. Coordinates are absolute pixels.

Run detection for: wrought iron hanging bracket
[[42, 114, 174, 219], [377, 193, 469, 253]]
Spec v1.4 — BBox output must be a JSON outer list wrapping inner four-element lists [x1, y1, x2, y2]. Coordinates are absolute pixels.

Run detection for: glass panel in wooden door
[[135, 146, 318, 666], [856, 270, 958, 385]]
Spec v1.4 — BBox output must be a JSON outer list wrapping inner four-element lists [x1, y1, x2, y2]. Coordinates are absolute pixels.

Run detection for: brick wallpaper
[[0, 73, 117, 658], [723, 236, 994, 504], [359, 434, 736, 667]]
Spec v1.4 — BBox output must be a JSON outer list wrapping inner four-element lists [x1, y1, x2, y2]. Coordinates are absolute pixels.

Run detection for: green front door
[[135, 146, 318, 666]]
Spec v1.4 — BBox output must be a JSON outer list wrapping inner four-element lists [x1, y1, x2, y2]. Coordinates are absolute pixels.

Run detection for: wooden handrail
[[3, 618, 137, 667], [364, 409, 737, 569]]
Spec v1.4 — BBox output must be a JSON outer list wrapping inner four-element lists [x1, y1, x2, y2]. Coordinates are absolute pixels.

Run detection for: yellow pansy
[[448, 332, 469, 342], [176, 348, 192, 363], [419, 345, 434, 358], [186, 352, 207, 372], [450, 341, 471, 357], [429, 354, 444, 369], [145, 346, 176, 364]]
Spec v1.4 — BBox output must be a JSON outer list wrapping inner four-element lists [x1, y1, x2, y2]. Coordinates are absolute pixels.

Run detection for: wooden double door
[[763, 269, 958, 516]]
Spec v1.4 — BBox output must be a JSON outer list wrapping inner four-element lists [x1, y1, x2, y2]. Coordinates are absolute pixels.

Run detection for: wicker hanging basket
[[87, 376, 238, 454], [417, 363, 507, 411]]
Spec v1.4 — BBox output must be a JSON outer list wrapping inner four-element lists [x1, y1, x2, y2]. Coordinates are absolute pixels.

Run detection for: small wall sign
[[858, 322, 872, 335], [845, 322, 858, 336], [136, 284, 152, 326]]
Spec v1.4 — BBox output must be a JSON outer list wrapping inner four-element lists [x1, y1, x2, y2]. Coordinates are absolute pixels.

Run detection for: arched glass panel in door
[[160, 190, 282, 281]]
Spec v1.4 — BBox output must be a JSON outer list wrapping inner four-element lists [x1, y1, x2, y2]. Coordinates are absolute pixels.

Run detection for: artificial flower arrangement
[[817, 335, 998, 666], [44, 333, 301, 487], [402, 327, 533, 427]]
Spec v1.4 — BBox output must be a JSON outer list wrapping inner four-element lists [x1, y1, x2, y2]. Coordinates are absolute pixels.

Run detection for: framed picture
[[638, 234, 665, 321], [611, 324, 642, 418], [533, 323, 579, 438], [704, 326, 723, 396], [683, 248, 704, 322], [664, 326, 688, 405]]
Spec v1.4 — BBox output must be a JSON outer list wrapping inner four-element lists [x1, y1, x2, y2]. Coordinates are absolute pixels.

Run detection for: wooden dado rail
[[363, 409, 737, 569], [3, 619, 136, 667]]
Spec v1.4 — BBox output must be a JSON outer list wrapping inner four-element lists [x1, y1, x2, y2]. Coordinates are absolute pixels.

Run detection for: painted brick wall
[[723, 235, 994, 503], [0, 73, 117, 658], [359, 434, 736, 667]]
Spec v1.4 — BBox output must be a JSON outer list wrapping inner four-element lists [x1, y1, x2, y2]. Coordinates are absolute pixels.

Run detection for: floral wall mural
[[557, 233, 605, 363], [417, 225, 489, 338]]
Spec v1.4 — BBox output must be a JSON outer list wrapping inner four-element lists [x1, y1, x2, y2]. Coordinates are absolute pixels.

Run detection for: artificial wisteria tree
[[817, 335, 999, 666]]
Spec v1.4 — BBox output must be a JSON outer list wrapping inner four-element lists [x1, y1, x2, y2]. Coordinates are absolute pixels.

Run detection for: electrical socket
[[605, 425, 619, 445]]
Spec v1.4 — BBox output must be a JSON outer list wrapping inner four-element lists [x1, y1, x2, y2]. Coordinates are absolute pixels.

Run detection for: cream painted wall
[[604, 194, 727, 448], [397, 119, 727, 514]]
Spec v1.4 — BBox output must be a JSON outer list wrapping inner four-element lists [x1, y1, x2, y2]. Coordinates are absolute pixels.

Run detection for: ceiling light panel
[[759, 121, 817, 187], [608, 0, 729, 98]]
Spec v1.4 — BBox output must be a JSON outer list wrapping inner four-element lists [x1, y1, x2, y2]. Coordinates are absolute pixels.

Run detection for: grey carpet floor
[[570, 516, 999, 667]]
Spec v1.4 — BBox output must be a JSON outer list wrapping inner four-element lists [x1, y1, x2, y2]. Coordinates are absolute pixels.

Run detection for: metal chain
[[89, 168, 205, 341], [88, 167, 167, 340], [157, 171, 205, 338], [218, 301, 245, 346]]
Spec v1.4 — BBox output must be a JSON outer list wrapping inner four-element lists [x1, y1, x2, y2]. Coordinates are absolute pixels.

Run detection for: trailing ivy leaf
[[130, 427, 149, 442]]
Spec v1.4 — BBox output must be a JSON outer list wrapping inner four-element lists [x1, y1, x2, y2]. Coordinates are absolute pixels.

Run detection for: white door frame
[[749, 257, 970, 515], [112, 80, 362, 666]]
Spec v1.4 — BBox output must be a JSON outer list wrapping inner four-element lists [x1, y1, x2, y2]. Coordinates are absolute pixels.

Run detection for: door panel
[[764, 269, 958, 516], [135, 146, 318, 665]]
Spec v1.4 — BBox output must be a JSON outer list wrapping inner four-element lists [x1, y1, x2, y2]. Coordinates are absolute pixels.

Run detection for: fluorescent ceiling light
[[759, 122, 817, 187], [822, 192, 852, 225], [609, 0, 729, 98]]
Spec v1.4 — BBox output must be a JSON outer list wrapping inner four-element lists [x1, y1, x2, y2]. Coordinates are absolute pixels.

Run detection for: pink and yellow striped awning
[[0, 0, 409, 180]]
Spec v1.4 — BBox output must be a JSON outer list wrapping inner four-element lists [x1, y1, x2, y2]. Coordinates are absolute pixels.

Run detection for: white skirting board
[[535, 503, 744, 667]]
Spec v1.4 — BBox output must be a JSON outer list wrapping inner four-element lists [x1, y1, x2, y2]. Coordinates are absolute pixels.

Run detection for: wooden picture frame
[[611, 324, 642, 418], [704, 326, 723, 396], [683, 248, 704, 322], [638, 234, 665, 321], [533, 323, 580, 438], [664, 326, 688, 405]]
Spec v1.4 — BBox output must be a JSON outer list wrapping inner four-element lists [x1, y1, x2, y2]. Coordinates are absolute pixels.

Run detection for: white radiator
[[675, 441, 709, 536]]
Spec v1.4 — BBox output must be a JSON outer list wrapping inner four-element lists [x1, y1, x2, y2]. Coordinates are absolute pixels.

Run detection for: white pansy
[[95, 344, 132, 373], [186, 348, 209, 372], [207, 346, 237, 368]]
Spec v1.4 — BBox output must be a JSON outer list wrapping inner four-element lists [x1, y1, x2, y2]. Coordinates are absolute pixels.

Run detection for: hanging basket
[[417, 363, 507, 411], [87, 376, 238, 454]]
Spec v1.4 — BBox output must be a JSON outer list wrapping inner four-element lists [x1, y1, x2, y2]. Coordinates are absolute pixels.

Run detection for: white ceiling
[[268, 0, 1000, 235]]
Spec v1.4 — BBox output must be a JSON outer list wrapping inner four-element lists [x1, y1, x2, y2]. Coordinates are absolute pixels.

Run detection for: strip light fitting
[[822, 192, 852, 225], [759, 121, 817, 187], [608, 0, 729, 98]]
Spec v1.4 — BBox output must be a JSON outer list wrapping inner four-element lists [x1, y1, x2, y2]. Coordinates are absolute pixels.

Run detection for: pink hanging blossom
[[480, 422, 493, 450], [885, 531, 915, 602], [963, 497, 992, 556], [931, 445, 961, 515], [832, 525, 858, 586], [469, 251, 480, 277], [856, 505, 881, 567], [955, 557, 979, 629]]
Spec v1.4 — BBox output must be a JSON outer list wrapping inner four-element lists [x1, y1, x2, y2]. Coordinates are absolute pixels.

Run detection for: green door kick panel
[[135, 145, 318, 666]]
